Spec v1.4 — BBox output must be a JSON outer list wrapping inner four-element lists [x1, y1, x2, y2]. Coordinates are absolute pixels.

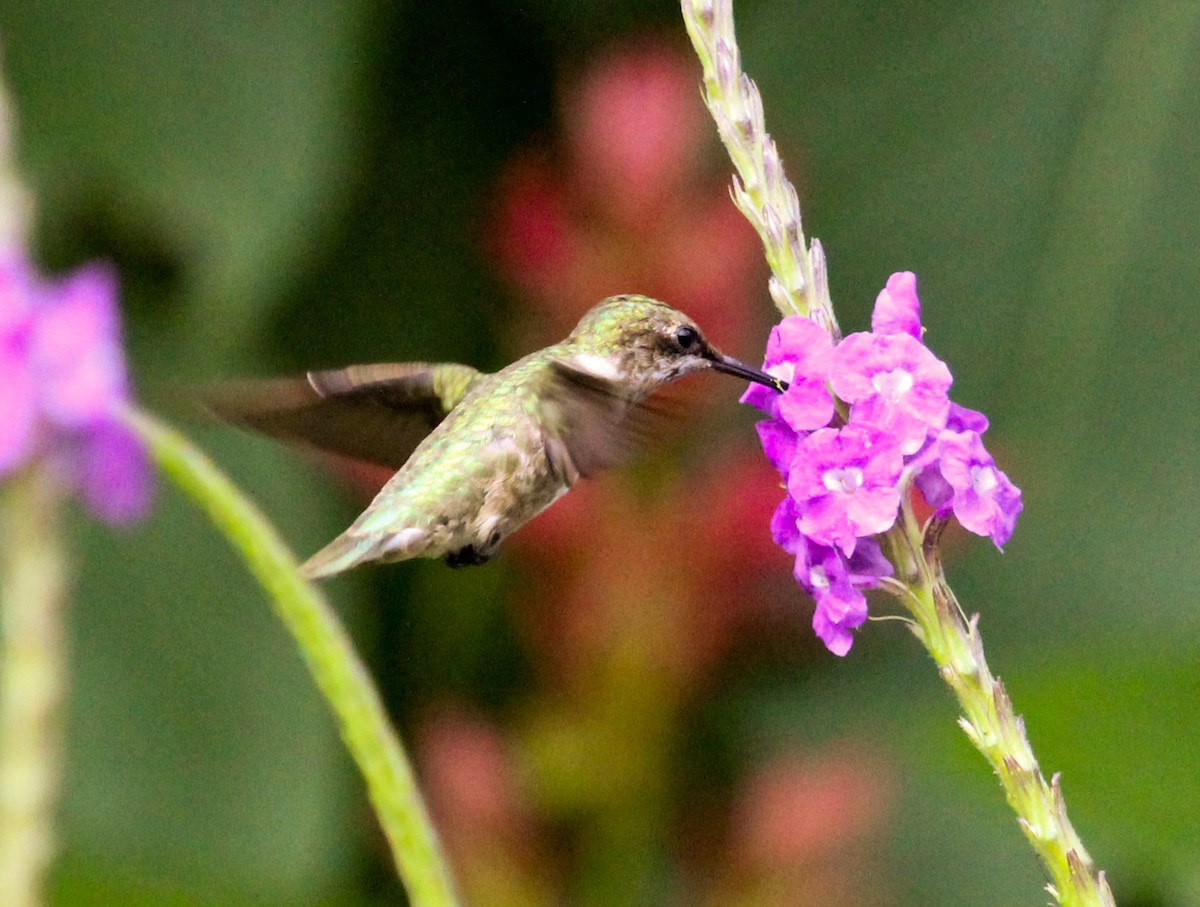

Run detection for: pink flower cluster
[[0, 254, 151, 523], [745, 273, 1022, 655]]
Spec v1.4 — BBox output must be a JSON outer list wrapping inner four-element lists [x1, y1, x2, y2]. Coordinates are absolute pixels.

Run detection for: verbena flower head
[[745, 272, 1021, 655], [0, 253, 152, 524]]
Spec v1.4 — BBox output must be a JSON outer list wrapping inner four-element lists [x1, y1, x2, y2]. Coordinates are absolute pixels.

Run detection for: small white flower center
[[872, 367, 914, 401], [808, 564, 830, 591], [769, 361, 796, 384], [970, 464, 998, 495], [822, 466, 864, 495]]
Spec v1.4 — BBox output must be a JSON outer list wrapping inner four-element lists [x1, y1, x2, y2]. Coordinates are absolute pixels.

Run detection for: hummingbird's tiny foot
[[446, 545, 491, 568]]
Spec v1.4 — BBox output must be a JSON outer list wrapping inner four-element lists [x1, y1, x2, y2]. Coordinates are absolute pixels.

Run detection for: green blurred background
[[2, 0, 1199, 904]]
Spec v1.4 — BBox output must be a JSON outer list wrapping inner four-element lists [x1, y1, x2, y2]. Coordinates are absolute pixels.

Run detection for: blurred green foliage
[[2, 0, 1199, 904]]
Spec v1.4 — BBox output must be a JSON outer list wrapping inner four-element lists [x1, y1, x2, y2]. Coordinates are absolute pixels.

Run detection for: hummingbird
[[209, 294, 784, 579]]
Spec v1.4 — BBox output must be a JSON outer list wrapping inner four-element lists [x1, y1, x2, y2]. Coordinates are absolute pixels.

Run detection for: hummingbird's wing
[[205, 362, 483, 470], [539, 361, 663, 481]]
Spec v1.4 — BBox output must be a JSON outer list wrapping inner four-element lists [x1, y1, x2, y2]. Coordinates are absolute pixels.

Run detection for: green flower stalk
[[682, 1, 1116, 905], [0, 49, 30, 252], [120, 407, 459, 907], [681, 0, 836, 335], [885, 511, 1114, 907], [0, 465, 67, 907]]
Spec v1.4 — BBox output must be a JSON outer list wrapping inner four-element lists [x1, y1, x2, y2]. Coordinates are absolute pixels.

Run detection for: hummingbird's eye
[[674, 325, 700, 351]]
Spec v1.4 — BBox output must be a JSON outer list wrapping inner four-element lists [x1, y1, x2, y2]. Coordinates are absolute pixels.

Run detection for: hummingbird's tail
[[298, 532, 378, 581], [299, 526, 430, 580]]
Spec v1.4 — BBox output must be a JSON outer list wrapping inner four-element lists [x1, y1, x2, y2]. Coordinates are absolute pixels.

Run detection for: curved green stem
[[120, 406, 459, 907]]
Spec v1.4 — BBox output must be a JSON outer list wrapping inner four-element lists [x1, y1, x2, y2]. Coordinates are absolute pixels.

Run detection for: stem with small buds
[[681, 0, 838, 336], [932, 600, 1112, 906], [883, 503, 1114, 907]]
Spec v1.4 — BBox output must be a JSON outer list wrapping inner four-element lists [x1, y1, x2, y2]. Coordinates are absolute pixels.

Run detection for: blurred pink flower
[[509, 451, 789, 689], [418, 704, 525, 839], [0, 253, 151, 523], [713, 744, 895, 907], [730, 746, 894, 867], [563, 41, 706, 230], [870, 270, 922, 339], [416, 704, 559, 906]]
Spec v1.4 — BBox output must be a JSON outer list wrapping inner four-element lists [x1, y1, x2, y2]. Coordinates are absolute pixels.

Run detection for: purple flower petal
[[789, 501, 894, 656], [844, 536, 893, 585], [0, 350, 37, 475], [914, 461, 953, 512], [740, 381, 778, 415], [911, 401, 993, 511], [769, 495, 802, 554], [32, 264, 125, 427], [765, 316, 834, 370], [793, 535, 891, 594], [871, 271, 922, 339], [935, 430, 1022, 548], [811, 599, 864, 657], [793, 542, 870, 656], [755, 419, 799, 478], [776, 381, 835, 433], [947, 402, 988, 435], [797, 494, 861, 557], [77, 418, 154, 525]]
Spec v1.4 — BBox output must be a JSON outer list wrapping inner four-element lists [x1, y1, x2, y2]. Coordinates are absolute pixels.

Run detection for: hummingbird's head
[[566, 295, 786, 397]]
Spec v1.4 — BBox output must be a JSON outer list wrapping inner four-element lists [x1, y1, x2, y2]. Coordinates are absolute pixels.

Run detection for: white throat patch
[[569, 352, 625, 382]]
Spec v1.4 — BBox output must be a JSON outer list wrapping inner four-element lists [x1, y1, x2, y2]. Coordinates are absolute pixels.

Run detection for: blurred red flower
[[489, 40, 764, 357]]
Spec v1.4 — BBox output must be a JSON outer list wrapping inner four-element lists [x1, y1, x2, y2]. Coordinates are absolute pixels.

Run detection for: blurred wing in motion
[[205, 362, 483, 470], [539, 361, 667, 481]]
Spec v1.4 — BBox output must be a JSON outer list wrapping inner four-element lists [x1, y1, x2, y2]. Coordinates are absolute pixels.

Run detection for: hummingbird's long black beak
[[707, 351, 789, 393]]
